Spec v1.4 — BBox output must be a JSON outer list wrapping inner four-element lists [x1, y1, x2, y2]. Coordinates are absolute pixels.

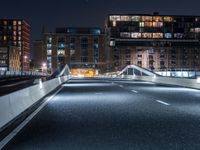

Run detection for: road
[[3, 78, 200, 150]]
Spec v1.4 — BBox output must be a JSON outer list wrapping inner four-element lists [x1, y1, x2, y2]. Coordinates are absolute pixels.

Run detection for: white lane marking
[[119, 85, 123, 88], [95, 93, 103, 95], [156, 100, 170, 106], [131, 90, 138, 93], [0, 86, 63, 149]]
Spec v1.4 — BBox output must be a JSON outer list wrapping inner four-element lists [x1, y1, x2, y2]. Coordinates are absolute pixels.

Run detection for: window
[[131, 32, 141, 38], [144, 22, 152, 27], [120, 32, 130, 38], [109, 15, 121, 21], [47, 37, 52, 43], [58, 43, 65, 49], [3, 21, 7, 25], [47, 44, 52, 49], [142, 33, 152, 38], [153, 33, 163, 38], [160, 61, 165, 66], [81, 57, 88, 62], [81, 49, 88, 56], [121, 16, 130, 21], [139, 22, 144, 27], [110, 40, 115, 46], [70, 37, 75, 43], [81, 37, 88, 50], [113, 21, 116, 27], [18, 21, 22, 25], [174, 33, 184, 38], [18, 26, 22, 30], [142, 16, 152, 21], [13, 21, 17, 25], [195, 28, 200, 33], [153, 22, 163, 27], [47, 50, 52, 55], [137, 61, 142, 66], [57, 50, 65, 55], [165, 33, 172, 38], [164, 16, 173, 22], [153, 17, 163, 22], [94, 37, 99, 44], [130, 16, 140, 21]]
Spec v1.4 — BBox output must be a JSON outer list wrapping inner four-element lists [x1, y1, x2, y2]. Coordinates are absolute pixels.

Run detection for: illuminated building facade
[[34, 27, 107, 74], [0, 19, 30, 71], [106, 13, 200, 71], [0, 46, 20, 71]]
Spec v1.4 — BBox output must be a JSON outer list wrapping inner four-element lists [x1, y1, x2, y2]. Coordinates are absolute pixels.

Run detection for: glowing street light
[[41, 63, 47, 73]]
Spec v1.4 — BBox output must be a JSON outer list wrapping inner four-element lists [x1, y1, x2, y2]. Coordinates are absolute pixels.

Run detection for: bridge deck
[[3, 78, 200, 150]]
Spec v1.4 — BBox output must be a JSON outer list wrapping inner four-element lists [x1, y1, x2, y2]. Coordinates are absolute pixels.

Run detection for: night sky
[[1, 0, 200, 41]]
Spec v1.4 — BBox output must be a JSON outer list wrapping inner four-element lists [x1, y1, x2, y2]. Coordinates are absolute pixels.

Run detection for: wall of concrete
[[0, 76, 69, 131]]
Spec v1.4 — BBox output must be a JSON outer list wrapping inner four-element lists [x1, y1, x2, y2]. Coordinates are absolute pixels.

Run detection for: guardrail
[[0, 75, 70, 132], [0, 70, 48, 78], [116, 75, 200, 90]]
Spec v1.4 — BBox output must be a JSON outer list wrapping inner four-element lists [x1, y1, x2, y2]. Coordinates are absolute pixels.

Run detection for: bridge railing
[[0, 70, 48, 78]]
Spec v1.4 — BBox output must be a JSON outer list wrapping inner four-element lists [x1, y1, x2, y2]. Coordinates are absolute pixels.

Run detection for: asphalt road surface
[[3, 78, 200, 150]]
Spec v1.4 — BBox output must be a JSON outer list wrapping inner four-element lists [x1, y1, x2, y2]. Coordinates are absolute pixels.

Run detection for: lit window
[[18, 21, 22, 25], [110, 40, 115, 46], [174, 33, 184, 38], [18, 26, 22, 30], [47, 44, 52, 49], [58, 43, 65, 49], [57, 50, 65, 55], [164, 16, 173, 22], [139, 22, 144, 27], [3, 36, 6, 41], [131, 32, 141, 38], [47, 50, 52, 55], [18, 31, 21, 35], [142, 33, 152, 38], [142, 16, 152, 22], [13, 36, 16, 40], [130, 16, 140, 21], [3, 21, 7, 25], [153, 16, 163, 22], [121, 16, 130, 21], [153, 33, 163, 38], [113, 21, 116, 27], [195, 28, 200, 33], [153, 22, 163, 27], [13, 31, 17, 35], [144, 22, 152, 27], [165, 33, 172, 38], [18, 36, 21, 40], [18, 41, 21, 46], [13, 21, 17, 25], [190, 28, 195, 33], [120, 32, 131, 38], [109, 15, 121, 21]]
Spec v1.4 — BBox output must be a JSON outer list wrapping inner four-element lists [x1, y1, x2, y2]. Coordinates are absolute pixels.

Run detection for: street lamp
[[41, 63, 47, 73]]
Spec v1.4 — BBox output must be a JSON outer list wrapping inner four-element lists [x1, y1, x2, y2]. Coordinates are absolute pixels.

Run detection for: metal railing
[[0, 70, 49, 78]]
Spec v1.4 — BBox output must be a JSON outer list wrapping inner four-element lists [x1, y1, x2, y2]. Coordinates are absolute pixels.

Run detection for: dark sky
[[1, 0, 200, 41]]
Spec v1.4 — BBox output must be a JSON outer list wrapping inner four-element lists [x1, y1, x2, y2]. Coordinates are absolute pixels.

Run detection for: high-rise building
[[33, 27, 107, 74], [106, 13, 200, 71], [0, 19, 30, 71]]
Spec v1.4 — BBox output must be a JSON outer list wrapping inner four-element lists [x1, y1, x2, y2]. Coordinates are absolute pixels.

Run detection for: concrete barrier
[[0, 76, 70, 131], [124, 75, 200, 90]]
